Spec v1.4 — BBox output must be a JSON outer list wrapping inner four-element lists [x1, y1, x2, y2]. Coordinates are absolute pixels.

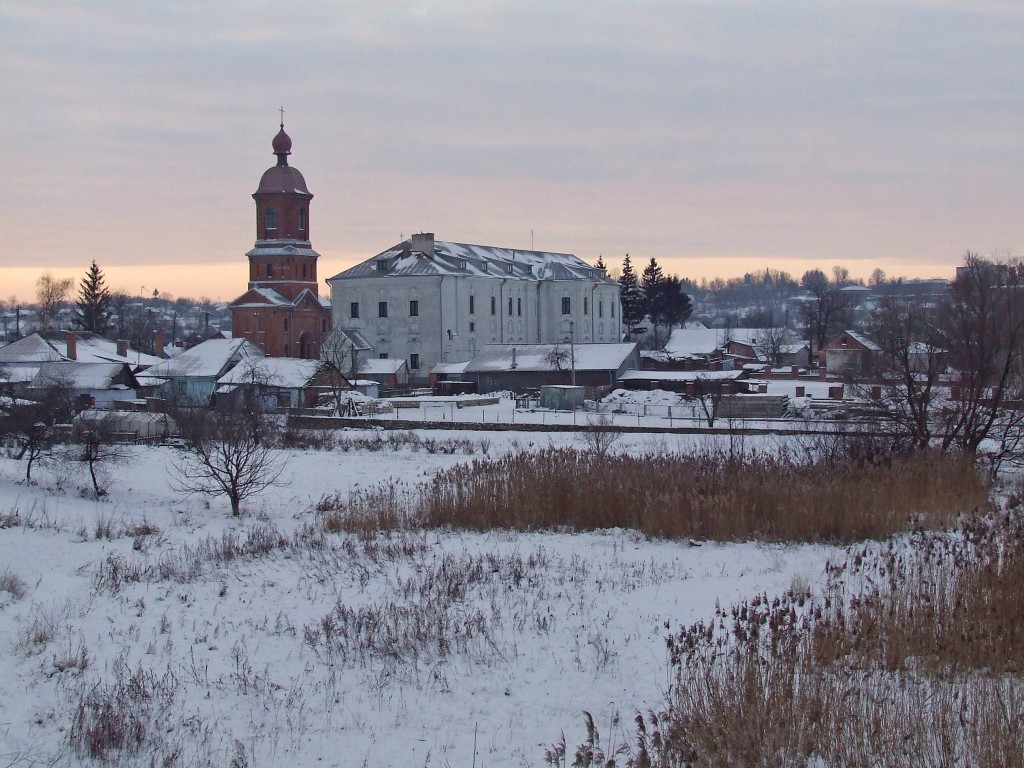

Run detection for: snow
[[465, 343, 637, 372], [0, 428, 841, 766], [142, 338, 264, 380], [359, 358, 405, 375], [217, 357, 322, 389]]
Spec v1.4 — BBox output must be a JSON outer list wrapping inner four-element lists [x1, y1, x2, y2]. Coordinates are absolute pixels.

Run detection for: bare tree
[[2, 379, 73, 483], [755, 325, 791, 368], [70, 411, 129, 498], [689, 375, 729, 428], [35, 272, 74, 330], [578, 411, 624, 457], [799, 269, 857, 364], [854, 290, 946, 450], [171, 408, 286, 516], [938, 253, 1024, 469], [320, 329, 363, 414]]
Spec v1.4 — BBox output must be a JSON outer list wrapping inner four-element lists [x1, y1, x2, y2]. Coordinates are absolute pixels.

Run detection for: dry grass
[[339, 446, 988, 544], [578, 511, 1024, 768], [0, 568, 27, 600]]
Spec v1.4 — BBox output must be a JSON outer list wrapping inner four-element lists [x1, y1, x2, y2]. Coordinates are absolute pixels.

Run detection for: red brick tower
[[230, 120, 331, 358]]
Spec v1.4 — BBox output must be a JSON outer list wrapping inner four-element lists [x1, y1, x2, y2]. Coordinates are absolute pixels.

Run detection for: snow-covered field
[[0, 429, 838, 767]]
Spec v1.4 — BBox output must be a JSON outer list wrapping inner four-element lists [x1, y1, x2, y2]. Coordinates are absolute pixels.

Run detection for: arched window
[[265, 207, 278, 231], [266, 263, 274, 278], [298, 208, 307, 231]]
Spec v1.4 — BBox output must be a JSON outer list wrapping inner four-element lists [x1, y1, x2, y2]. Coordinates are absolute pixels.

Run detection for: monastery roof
[[327, 238, 615, 285]]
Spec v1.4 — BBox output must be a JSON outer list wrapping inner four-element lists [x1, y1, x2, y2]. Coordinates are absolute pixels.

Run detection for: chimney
[[117, 339, 128, 358], [819, 367, 828, 380], [795, 385, 805, 398], [764, 365, 772, 376], [66, 332, 77, 361], [791, 365, 799, 378], [411, 232, 435, 257], [829, 385, 844, 401], [153, 330, 165, 358]]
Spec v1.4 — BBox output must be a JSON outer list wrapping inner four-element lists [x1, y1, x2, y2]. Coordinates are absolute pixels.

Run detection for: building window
[[517, 297, 522, 316], [599, 300, 603, 318], [378, 301, 388, 318], [611, 301, 615, 318], [459, 259, 467, 269], [379, 353, 388, 359], [265, 207, 278, 230], [302, 264, 307, 278], [490, 296, 496, 315], [266, 263, 273, 278], [377, 260, 388, 272], [506, 263, 514, 274], [350, 302, 360, 318], [322, 319, 327, 332], [298, 208, 306, 231], [409, 300, 419, 317], [410, 353, 420, 370], [469, 321, 475, 332], [584, 297, 589, 315], [508, 297, 513, 316], [561, 297, 571, 315], [469, 295, 475, 315], [283, 318, 289, 331]]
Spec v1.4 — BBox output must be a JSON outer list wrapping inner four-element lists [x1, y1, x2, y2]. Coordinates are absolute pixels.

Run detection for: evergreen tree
[[619, 253, 647, 335], [595, 254, 606, 271], [640, 257, 664, 303], [74, 261, 112, 334]]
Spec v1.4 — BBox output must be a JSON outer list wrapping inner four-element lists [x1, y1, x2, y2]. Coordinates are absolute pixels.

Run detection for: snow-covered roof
[[30, 362, 134, 391], [662, 328, 727, 356], [334, 328, 374, 352], [328, 238, 615, 285], [217, 357, 324, 389], [432, 361, 470, 375], [359, 358, 406, 375], [0, 331, 163, 368], [830, 330, 881, 352], [616, 369, 743, 383], [142, 338, 264, 380], [464, 343, 638, 373]]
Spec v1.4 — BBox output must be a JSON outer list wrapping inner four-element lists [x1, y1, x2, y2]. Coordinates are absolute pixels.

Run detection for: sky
[[2, 0, 1022, 304]]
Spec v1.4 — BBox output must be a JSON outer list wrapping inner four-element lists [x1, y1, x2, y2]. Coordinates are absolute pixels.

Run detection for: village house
[[138, 338, 264, 405]]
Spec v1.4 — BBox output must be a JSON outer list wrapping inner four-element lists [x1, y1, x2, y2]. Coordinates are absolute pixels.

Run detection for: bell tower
[[229, 117, 331, 358]]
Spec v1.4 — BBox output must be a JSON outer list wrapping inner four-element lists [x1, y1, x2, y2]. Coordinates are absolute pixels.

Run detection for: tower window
[[266, 207, 278, 231], [266, 263, 273, 278], [283, 318, 289, 331], [302, 264, 307, 278], [298, 208, 307, 231], [410, 353, 420, 370]]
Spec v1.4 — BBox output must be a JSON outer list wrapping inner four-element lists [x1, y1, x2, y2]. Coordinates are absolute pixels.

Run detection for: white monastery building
[[326, 233, 622, 383]]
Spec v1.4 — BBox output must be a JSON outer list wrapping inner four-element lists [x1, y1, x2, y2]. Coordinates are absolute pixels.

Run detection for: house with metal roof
[[326, 232, 621, 385], [138, 338, 264, 404]]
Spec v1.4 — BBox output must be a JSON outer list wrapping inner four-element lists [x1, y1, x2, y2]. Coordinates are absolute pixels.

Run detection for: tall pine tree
[[619, 253, 647, 336], [594, 254, 606, 271], [74, 261, 112, 335]]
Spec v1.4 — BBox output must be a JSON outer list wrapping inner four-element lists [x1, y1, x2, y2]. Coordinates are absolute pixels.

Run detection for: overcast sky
[[2, 0, 1022, 302]]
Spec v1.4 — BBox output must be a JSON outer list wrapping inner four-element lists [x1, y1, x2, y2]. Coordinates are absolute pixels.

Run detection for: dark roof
[[255, 164, 310, 196]]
